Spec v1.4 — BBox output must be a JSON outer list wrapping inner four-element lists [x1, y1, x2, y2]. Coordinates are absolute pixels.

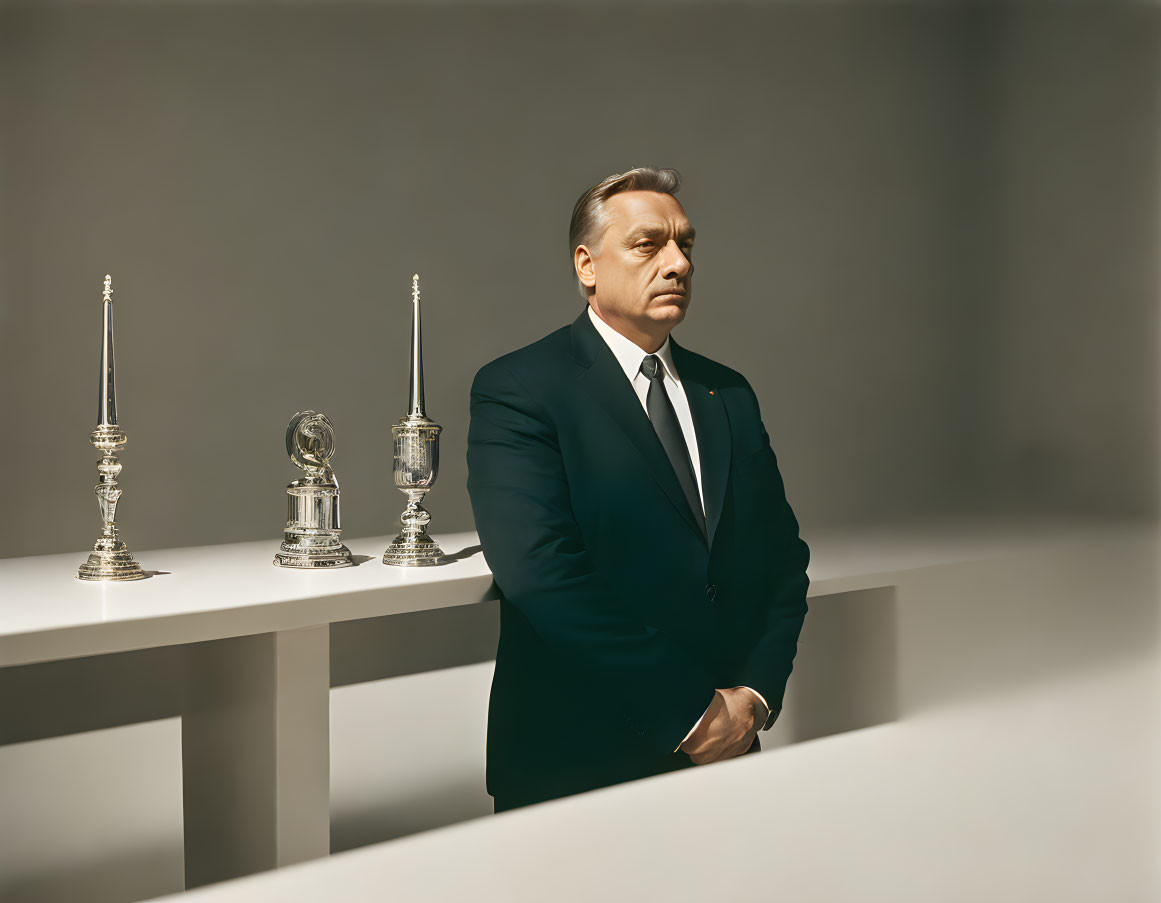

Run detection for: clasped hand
[[678, 687, 764, 765]]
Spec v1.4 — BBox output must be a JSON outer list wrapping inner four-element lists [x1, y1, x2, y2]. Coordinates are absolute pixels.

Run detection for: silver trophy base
[[382, 533, 445, 567], [274, 535, 353, 569], [77, 541, 146, 581]]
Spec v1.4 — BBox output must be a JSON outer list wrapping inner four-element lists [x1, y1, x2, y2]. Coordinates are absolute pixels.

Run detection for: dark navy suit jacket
[[466, 304, 810, 808]]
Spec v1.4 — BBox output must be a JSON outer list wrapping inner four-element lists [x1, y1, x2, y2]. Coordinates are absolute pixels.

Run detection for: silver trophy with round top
[[383, 274, 446, 566], [274, 410, 353, 568]]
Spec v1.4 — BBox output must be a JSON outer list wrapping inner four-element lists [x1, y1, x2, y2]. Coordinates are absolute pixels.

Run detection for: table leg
[[181, 626, 330, 889]]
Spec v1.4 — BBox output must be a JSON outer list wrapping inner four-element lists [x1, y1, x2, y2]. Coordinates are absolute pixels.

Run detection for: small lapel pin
[[709, 390, 715, 395]]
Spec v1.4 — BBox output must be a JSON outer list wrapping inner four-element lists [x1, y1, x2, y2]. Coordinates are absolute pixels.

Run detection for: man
[[467, 166, 810, 813]]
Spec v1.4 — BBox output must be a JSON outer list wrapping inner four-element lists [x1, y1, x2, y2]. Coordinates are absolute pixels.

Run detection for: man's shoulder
[[672, 339, 753, 394], [670, 340, 770, 426], [472, 322, 575, 391]]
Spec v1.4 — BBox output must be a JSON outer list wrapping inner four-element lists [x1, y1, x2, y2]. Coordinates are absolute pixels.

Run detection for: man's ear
[[574, 245, 597, 289]]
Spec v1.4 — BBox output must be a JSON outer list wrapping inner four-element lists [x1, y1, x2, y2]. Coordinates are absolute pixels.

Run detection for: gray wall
[[981, 2, 1159, 516], [1, 2, 1159, 902], [7, 1, 1153, 562]]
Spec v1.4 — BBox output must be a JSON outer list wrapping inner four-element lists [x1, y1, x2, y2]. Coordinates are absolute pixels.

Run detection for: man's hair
[[568, 166, 682, 299]]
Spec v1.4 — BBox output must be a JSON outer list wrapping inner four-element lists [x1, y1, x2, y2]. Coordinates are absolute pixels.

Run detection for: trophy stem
[[78, 426, 145, 581], [383, 488, 445, 566]]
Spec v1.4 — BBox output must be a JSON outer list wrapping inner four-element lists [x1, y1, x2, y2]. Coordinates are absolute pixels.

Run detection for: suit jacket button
[[705, 583, 717, 602]]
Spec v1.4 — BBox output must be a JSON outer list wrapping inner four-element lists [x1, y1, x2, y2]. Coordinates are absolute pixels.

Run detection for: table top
[[1, 515, 1145, 668], [0, 531, 496, 667]]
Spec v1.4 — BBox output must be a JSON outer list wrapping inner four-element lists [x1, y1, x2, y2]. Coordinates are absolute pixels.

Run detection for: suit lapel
[[569, 306, 732, 551]]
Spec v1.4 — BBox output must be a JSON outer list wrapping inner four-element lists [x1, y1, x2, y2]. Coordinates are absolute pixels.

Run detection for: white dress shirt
[[586, 305, 770, 752]]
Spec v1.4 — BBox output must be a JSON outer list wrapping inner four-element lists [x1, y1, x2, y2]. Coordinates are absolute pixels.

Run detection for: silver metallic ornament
[[383, 274, 446, 566], [274, 410, 353, 569], [78, 275, 146, 581]]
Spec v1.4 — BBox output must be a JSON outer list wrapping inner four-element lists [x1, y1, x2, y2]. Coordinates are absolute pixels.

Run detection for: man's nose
[[660, 240, 692, 279]]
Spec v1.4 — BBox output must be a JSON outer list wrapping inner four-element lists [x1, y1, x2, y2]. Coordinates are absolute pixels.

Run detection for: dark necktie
[[639, 354, 707, 540]]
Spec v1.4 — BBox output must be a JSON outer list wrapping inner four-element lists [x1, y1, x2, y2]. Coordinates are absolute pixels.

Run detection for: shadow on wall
[[765, 586, 899, 750], [0, 602, 502, 748]]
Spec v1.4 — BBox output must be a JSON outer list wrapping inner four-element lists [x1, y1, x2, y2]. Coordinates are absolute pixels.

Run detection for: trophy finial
[[285, 410, 336, 475], [408, 273, 426, 417], [98, 274, 118, 427]]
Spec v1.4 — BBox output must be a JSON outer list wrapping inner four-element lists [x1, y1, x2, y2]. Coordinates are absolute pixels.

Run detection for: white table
[[5, 515, 1107, 669], [0, 531, 497, 888], [128, 517, 1158, 903], [2, 516, 1146, 891]]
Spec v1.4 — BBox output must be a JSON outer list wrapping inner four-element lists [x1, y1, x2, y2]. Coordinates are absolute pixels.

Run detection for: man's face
[[579, 190, 695, 335]]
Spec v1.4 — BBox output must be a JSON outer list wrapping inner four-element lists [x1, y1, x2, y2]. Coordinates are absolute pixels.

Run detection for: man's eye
[[636, 241, 654, 250]]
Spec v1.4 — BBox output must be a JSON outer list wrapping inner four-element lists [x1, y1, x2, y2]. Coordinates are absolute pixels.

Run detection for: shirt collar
[[587, 304, 681, 384]]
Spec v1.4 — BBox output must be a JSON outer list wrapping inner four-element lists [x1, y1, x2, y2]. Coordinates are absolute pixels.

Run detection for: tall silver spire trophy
[[77, 275, 147, 581], [274, 410, 354, 568], [383, 274, 446, 566]]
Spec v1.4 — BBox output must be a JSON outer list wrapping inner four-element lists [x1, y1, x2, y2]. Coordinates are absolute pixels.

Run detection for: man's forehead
[[605, 191, 693, 233]]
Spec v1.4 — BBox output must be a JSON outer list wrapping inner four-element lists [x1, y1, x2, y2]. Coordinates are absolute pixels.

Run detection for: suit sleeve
[[734, 380, 811, 725], [467, 360, 717, 758]]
